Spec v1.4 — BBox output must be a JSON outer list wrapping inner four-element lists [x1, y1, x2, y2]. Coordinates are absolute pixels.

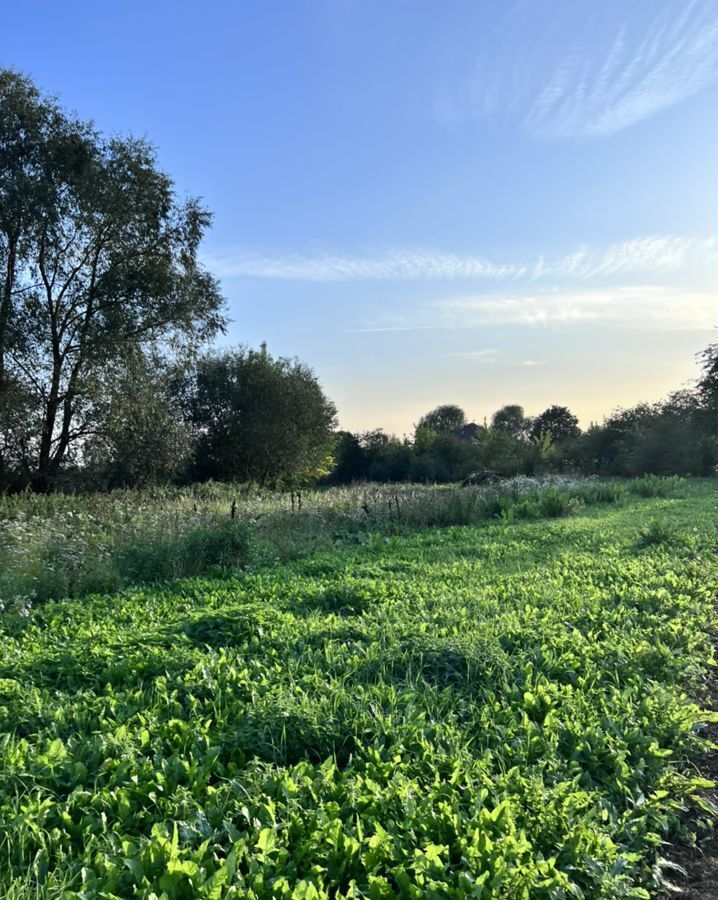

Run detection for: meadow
[[0, 478, 716, 897], [0, 475, 689, 610]]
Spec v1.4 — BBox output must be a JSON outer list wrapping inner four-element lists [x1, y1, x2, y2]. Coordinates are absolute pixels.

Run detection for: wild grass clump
[[0, 513, 255, 608], [636, 520, 681, 548], [628, 474, 687, 498], [510, 488, 583, 519], [579, 481, 626, 504], [118, 519, 256, 582]]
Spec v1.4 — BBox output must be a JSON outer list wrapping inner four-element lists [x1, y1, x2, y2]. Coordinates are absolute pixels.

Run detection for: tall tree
[[186, 346, 338, 486], [83, 353, 195, 488], [0, 69, 224, 490], [531, 405, 580, 442], [491, 404, 529, 440], [415, 404, 467, 436], [697, 342, 718, 423]]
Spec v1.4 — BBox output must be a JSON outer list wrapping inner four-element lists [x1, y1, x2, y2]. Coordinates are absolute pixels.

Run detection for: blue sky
[[3, 0, 716, 433]]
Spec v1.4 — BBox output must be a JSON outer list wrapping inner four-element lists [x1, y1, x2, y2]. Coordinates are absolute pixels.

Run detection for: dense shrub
[[628, 474, 687, 498]]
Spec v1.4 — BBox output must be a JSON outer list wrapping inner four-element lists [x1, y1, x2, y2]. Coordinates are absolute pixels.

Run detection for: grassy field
[[0, 475, 689, 607], [0, 480, 716, 897]]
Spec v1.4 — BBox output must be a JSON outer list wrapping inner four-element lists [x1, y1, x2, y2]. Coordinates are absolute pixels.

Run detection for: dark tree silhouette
[[531, 406, 580, 442], [416, 404, 467, 435]]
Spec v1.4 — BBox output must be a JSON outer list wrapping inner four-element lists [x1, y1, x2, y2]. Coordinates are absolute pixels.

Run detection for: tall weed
[[0, 475, 699, 605]]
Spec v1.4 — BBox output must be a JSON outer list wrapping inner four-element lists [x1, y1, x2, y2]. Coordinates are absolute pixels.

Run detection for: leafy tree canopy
[[531, 405, 580, 442], [0, 68, 225, 490], [697, 342, 717, 421], [416, 404, 466, 436], [83, 352, 194, 489], [186, 345, 338, 487], [491, 404, 529, 440]]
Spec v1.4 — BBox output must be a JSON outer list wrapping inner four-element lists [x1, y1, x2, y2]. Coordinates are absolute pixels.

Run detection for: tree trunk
[[0, 233, 18, 491], [0, 233, 17, 390]]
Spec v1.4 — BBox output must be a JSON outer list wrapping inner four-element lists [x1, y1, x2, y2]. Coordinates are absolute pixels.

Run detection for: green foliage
[[579, 391, 715, 478], [118, 519, 255, 582], [531, 406, 581, 442], [525, 431, 554, 475], [0, 68, 224, 491], [491, 404, 529, 441], [84, 353, 195, 489], [0, 495, 256, 604], [627, 474, 686, 498], [186, 346, 337, 487], [415, 404, 467, 436], [0, 486, 715, 897], [330, 371, 715, 484], [0, 476, 697, 606], [541, 490, 581, 517], [636, 520, 679, 548], [696, 343, 718, 420]]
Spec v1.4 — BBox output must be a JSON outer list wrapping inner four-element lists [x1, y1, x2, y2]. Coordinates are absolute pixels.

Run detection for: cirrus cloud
[[526, 1, 718, 138], [206, 235, 714, 284], [349, 285, 716, 334], [437, 0, 717, 139]]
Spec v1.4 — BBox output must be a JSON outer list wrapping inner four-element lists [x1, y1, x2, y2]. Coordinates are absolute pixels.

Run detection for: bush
[[580, 482, 625, 504], [536, 489, 582, 518]]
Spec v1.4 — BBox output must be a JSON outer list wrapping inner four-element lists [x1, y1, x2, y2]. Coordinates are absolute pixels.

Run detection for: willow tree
[[0, 69, 224, 490]]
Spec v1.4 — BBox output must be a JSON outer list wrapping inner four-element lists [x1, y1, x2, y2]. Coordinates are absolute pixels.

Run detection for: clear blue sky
[[4, 0, 716, 433]]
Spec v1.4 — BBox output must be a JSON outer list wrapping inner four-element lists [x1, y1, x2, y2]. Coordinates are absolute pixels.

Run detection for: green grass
[[0, 475, 691, 607], [0, 482, 716, 897]]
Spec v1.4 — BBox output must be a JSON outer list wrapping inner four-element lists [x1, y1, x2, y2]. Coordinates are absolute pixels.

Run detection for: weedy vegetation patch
[[0, 481, 716, 898]]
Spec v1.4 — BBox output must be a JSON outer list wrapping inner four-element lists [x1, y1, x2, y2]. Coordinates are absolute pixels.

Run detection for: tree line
[[329, 349, 716, 484], [1, 69, 715, 493]]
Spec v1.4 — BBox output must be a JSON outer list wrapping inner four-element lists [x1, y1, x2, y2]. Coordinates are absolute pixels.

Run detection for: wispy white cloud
[[208, 249, 516, 281], [444, 348, 499, 360], [206, 235, 713, 283], [440, 0, 717, 139], [429, 285, 717, 331], [526, 2, 718, 138], [350, 285, 715, 334], [530, 235, 709, 280], [521, 360, 547, 367]]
